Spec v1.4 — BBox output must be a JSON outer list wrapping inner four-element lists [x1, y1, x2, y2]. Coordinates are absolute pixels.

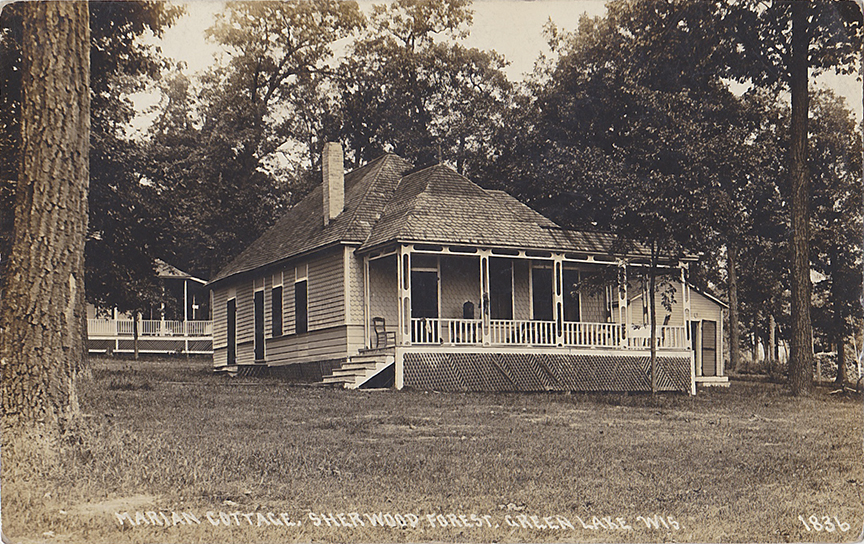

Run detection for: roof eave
[[206, 240, 358, 289]]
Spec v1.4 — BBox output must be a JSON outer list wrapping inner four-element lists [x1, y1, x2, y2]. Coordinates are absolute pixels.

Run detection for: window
[[254, 288, 264, 361], [489, 258, 513, 320], [411, 270, 438, 319], [271, 272, 283, 337], [227, 298, 237, 365], [295, 264, 308, 334]]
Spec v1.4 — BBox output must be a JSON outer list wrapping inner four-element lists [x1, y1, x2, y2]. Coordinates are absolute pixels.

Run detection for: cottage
[[88, 259, 213, 355], [207, 143, 727, 393]]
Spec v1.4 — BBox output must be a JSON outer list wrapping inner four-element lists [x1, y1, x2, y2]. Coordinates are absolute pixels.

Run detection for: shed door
[[254, 290, 264, 362], [702, 320, 717, 376]]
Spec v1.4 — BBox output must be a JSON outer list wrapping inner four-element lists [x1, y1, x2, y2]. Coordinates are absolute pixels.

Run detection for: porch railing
[[407, 318, 688, 350], [627, 325, 687, 350], [489, 319, 556, 346], [563, 321, 623, 348], [411, 318, 483, 345], [87, 319, 213, 337]]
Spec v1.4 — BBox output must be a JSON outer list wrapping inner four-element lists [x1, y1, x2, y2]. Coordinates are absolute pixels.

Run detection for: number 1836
[[798, 515, 850, 532]]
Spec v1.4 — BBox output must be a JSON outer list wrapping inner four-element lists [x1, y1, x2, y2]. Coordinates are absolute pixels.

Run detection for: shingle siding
[[513, 260, 531, 320], [346, 247, 365, 325], [440, 256, 479, 319], [369, 255, 398, 338]]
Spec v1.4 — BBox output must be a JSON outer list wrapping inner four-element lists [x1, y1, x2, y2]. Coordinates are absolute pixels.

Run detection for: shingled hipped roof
[[359, 164, 624, 253], [211, 154, 412, 283], [211, 153, 656, 286]]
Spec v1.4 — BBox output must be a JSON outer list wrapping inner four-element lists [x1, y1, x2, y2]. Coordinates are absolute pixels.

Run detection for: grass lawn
[[2, 356, 862, 543]]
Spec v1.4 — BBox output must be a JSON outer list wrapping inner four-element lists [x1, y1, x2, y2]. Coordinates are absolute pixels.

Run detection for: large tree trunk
[[727, 239, 741, 373], [787, 0, 814, 396], [0, 2, 90, 430]]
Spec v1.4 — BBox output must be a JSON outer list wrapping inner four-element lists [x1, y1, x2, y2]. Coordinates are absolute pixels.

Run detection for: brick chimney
[[322, 142, 344, 226]]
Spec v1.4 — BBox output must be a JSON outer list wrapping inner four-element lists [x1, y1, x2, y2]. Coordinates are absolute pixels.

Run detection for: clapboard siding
[[691, 290, 721, 323], [236, 281, 254, 344], [346, 247, 365, 325], [212, 288, 228, 349], [266, 325, 348, 366], [308, 248, 345, 329], [346, 324, 365, 355], [214, 346, 227, 367], [237, 340, 255, 366]]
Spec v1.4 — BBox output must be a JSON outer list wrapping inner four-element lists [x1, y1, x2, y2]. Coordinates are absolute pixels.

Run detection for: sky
[[137, 0, 862, 128], [151, 0, 608, 80]]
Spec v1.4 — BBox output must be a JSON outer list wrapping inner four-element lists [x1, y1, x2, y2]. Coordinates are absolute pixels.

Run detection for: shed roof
[[155, 259, 207, 284]]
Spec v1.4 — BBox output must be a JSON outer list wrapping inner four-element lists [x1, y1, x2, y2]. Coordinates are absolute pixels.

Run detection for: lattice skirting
[[87, 338, 213, 354], [402, 352, 691, 393]]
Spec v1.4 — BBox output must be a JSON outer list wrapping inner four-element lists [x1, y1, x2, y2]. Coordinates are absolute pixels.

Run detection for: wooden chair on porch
[[372, 317, 396, 349]]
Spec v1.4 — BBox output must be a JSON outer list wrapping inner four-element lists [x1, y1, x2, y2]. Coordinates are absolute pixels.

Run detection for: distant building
[[87, 260, 212, 355]]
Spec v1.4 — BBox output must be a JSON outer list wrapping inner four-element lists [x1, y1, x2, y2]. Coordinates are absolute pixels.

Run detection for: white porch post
[[618, 260, 628, 348], [479, 250, 491, 345], [397, 245, 412, 346], [681, 264, 691, 350], [553, 253, 564, 346], [363, 254, 371, 349], [183, 278, 189, 354], [718, 309, 725, 377]]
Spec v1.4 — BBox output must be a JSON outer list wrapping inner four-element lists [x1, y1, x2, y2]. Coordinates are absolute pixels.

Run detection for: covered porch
[[362, 243, 692, 353]]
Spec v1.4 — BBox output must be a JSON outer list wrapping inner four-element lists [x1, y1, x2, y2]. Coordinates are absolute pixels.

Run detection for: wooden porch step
[[320, 354, 395, 389], [322, 374, 353, 385], [338, 361, 380, 372]]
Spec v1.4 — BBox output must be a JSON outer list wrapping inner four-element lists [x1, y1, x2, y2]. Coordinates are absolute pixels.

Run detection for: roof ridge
[[338, 154, 393, 240]]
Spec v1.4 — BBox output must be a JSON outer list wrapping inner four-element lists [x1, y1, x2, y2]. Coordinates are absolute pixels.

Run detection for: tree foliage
[[1, 1, 183, 315], [338, 0, 512, 173], [809, 90, 863, 385], [723, 0, 862, 395], [146, 1, 362, 278]]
